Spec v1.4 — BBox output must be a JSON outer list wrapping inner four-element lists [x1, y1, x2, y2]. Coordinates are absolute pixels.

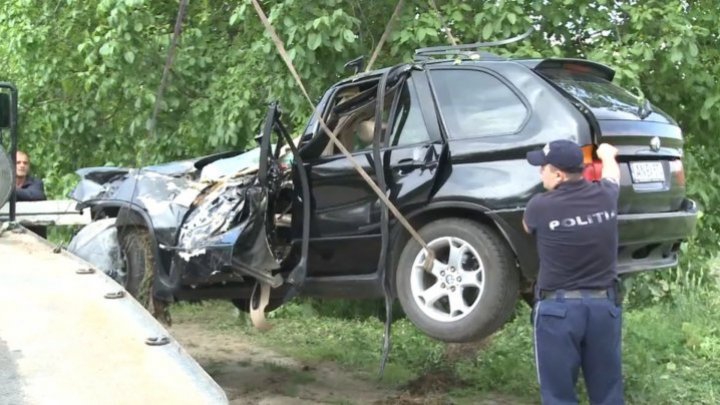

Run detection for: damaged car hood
[[70, 148, 281, 288]]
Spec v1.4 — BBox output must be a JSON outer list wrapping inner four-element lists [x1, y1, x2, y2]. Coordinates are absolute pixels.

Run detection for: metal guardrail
[[0, 199, 91, 226]]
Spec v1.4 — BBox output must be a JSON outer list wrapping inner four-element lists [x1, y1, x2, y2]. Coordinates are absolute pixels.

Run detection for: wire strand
[[366, 0, 405, 72], [250, 0, 434, 260]]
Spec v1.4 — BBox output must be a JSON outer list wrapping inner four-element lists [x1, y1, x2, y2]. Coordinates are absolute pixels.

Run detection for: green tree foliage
[[1, 0, 718, 293]]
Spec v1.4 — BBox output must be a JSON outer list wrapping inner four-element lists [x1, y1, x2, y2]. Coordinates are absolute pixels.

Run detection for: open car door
[[175, 103, 311, 291], [293, 67, 444, 284]]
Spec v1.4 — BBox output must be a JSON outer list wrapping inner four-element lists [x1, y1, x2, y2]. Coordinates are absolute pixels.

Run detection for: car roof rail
[[414, 50, 506, 62], [413, 27, 535, 62]]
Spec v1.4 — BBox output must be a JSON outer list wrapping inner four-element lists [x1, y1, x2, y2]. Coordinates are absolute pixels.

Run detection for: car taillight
[[581, 145, 603, 182], [670, 159, 685, 186]]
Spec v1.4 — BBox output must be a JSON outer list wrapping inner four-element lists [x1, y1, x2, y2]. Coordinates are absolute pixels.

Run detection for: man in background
[[16, 150, 47, 238]]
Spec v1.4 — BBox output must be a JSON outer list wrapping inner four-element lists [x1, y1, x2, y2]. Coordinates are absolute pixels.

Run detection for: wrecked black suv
[[69, 48, 698, 343]]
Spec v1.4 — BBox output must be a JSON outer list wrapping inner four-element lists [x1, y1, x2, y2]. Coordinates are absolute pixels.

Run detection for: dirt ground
[[170, 322, 400, 404], [169, 320, 527, 405]]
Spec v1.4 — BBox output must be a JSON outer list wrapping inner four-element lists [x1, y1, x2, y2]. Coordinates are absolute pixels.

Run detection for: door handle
[[395, 158, 437, 172], [396, 158, 424, 169]]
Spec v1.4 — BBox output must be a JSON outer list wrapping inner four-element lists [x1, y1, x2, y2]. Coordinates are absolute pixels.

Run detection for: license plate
[[629, 161, 665, 183]]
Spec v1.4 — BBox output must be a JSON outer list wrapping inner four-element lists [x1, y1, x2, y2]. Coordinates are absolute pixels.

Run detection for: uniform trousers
[[533, 289, 624, 404]]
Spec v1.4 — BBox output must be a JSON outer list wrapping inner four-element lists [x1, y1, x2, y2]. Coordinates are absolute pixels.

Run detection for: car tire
[[395, 218, 519, 343], [120, 228, 152, 298], [120, 227, 171, 324]]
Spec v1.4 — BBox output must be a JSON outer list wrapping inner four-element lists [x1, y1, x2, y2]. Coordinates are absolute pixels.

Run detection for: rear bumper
[[617, 198, 698, 273]]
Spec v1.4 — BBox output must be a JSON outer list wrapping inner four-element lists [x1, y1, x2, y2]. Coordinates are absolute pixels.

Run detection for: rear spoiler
[[514, 58, 616, 82]]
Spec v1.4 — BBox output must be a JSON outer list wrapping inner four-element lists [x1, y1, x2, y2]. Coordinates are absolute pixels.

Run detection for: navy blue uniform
[[524, 178, 624, 405], [16, 176, 48, 238]]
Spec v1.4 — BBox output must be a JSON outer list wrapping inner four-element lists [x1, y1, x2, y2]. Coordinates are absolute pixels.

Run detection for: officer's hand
[[597, 143, 618, 161]]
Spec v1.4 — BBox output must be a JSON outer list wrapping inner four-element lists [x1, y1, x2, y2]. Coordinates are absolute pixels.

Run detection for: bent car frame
[[70, 46, 698, 343]]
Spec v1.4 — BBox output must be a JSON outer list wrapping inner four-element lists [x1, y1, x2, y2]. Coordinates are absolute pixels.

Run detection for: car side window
[[430, 69, 528, 139], [389, 80, 432, 147]]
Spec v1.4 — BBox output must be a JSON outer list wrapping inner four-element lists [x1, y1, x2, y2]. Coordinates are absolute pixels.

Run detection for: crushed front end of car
[[69, 103, 304, 309]]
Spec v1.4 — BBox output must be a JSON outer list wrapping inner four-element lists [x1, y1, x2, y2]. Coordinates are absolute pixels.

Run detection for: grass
[[172, 290, 720, 404]]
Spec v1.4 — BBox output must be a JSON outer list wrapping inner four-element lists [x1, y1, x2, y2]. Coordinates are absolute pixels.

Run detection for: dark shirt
[[523, 178, 619, 291], [16, 176, 46, 202], [16, 176, 48, 238]]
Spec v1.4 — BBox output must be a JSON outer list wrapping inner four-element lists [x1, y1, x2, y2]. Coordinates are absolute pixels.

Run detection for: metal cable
[[250, 0, 434, 269], [365, 0, 405, 72], [148, 0, 189, 138], [428, 0, 458, 46]]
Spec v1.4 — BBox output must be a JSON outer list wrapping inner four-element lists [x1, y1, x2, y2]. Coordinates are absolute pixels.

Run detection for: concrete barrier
[[0, 229, 228, 404]]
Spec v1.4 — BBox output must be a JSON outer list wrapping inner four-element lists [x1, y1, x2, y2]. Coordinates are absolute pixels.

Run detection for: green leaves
[[417, 27, 436, 42], [482, 22, 493, 40], [670, 48, 683, 63], [99, 42, 114, 56], [450, 10, 463, 22], [700, 95, 720, 120], [307, 32, 322, 50]]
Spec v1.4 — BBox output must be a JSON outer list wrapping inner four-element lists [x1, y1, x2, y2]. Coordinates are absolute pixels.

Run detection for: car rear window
[[538, 67, 642, 116]]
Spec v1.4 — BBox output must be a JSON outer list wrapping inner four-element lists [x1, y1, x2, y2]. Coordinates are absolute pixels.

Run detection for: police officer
[[523, 139, 624, 404]]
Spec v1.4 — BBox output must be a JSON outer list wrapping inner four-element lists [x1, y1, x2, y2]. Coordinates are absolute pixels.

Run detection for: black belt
[[540, 289, 609, 300]]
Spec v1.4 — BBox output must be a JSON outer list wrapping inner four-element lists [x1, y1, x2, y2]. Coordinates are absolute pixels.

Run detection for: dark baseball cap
[[526, 139, 584, 173]]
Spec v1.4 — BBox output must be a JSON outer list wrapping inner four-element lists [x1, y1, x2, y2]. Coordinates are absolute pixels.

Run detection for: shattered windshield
[[200, 137, 297, 182], [200, 147, 262, 181]]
